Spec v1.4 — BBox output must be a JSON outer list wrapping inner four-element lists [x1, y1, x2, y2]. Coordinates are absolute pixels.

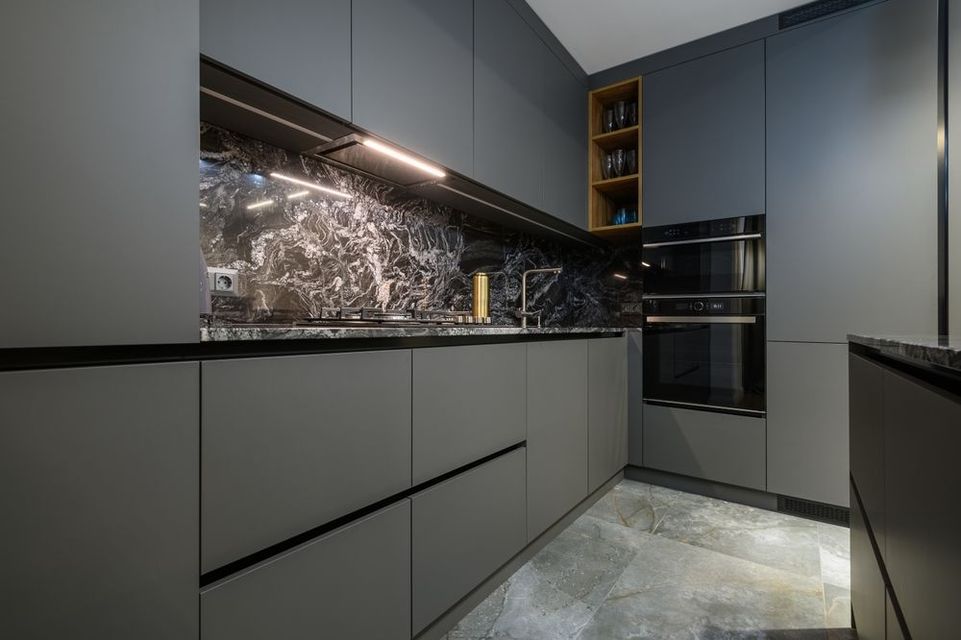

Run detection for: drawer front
[[202, 350, 412, 572], [412, 448, 527, 634], [202, 500, 411, 640], [412, 343, 526, 484], [642, 403, 766, 490]]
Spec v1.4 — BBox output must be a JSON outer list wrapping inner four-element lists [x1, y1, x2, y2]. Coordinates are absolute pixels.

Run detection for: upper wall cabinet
[[1, 0, 199, 348], [643, 42, 765, 227], [766, 0, 938, 343], [200, 0, 351, 121], [474, 0, 545, 209], [352, 0, 474, 177], [542, 49, 588, 229]]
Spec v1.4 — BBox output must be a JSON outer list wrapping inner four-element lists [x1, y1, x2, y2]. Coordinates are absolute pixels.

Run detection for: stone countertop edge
[[848, 334, 961, 373], [201, 325, 639, 343]]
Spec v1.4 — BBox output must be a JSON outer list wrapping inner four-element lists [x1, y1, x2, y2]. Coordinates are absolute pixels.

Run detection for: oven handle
[[642, 233, 762, 249], [644, 315, 759, 325]]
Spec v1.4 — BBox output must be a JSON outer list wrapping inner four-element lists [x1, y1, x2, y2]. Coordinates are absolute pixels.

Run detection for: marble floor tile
[[447, 480, 853, 640]]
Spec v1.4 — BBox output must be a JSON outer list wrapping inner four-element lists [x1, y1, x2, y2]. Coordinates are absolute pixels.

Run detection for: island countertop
[[848, 334, 961, 374]]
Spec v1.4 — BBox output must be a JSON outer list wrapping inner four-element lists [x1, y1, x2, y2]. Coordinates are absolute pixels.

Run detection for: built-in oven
[[642, 296, 766, 416], [642, 215, 765, 296]]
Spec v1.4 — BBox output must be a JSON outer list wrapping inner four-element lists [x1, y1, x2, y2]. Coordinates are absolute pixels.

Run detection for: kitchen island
[[848, 335, 961, 640]]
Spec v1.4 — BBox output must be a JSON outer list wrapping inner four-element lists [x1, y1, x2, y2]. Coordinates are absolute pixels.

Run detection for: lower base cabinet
[[412, 448, 527, 635], [201, 500, 411, 640], [851, 494, 885, 640], [643, 403, 766, 490], [0, 363, 199, 640], [588, 336, 629, 491]]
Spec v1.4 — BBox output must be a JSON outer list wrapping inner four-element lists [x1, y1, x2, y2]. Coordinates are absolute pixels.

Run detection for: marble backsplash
[[200, 124, 643, 327]]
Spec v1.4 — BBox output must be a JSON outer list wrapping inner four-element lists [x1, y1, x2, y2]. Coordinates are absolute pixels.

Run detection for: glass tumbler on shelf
[[603, 108, 616, 133], [628, 101, 638, 127], [601, 153, 614, 180], [626, 149, 637, 175], [614, 101, 628, 130], [612, 149, 626, 177]]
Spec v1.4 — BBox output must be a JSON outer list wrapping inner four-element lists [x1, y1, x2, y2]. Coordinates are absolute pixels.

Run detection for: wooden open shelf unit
[[588, 77, 641, 236]]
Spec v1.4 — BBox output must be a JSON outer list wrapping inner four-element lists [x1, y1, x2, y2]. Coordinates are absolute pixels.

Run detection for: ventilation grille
[[778, 496, 850, 526], [779, 0, 875, 29]]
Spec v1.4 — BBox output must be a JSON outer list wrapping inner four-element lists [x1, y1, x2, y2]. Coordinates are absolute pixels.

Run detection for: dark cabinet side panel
[[0, 363, 199, 639], [850, 493, 885, 640], [588, 337, 629, 491], [849, 353, 886, 552]]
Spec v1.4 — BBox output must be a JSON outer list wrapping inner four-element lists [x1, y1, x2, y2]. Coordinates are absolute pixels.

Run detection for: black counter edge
[[0, 330, 629, 372], [849, 342, 961, 399]]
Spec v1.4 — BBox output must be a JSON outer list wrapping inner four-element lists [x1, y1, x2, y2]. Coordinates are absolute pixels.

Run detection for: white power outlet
[[207, 267, 240, 297]]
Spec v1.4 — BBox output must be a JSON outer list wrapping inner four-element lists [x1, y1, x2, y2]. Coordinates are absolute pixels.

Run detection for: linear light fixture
[[269, 172, 352, 199], [246, 199, 275, 210], [287, 190, 311, 200], [613, 273, 628, 280], [641, 261, 651, 268], [361, 139, 446, 178]]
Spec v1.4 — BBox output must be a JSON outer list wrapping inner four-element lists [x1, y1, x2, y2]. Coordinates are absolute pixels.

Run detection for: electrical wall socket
[[207, 267, 240, 297]]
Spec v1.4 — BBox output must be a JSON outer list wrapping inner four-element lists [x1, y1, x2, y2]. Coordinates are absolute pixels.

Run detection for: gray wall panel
[[0, 363, 199, 639], [1, 1, 199, 347], [202, 351, 412, 572], [202, 500, 411, 640], [526, 341, 589, 540]]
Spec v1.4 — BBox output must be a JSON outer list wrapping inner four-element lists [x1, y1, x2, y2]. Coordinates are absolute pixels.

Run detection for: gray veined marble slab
[[849, 334, 961, 373], [200, 325, 629, 342], [445, 480, 852, 640]]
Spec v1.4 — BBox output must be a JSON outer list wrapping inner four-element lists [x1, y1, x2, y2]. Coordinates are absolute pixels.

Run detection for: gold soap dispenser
[[471, 271, 504, 323]]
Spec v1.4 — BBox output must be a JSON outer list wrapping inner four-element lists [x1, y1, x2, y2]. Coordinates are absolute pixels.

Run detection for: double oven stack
[[641, 215, 766, 417]]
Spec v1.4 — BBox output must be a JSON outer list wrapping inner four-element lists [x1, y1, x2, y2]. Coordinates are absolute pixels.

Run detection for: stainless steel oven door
[[642, 314, 766, 416]]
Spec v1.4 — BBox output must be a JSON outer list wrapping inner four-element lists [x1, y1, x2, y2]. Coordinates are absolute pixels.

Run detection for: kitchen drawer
[[642, 403, 766, 490], [202, 500, 410, 640], [412, 343, 526, 483], [412, 448, 527, 634], [202, 350, 412, 572]]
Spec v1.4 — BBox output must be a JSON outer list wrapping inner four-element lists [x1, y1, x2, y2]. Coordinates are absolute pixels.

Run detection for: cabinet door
[[767, 342, 850, 507], [887, 591, 905, 640], [766, 0, 938, 343], [851, 496, 885, 640], [951, 0, 961, 338], [588, 336, 629, 491], [527, 341, 589, 540], [412, 343, 526, 484], [849, 353, 886, 551], [0, 364, 199, 639], [202, 500, 410, 640], [474, 0, 544, 208], [352, 0, 473, 176], [1, 1, 199, 348], [627, 330, 644, 466], [882, 367, 961, 639], [643, 41, 765, 227], [412, 449, 526, 634], [542, 50, 587, 228], [643, 403, 766, 490], [202, 351, 412, 573], [200, 0, 351, 120]]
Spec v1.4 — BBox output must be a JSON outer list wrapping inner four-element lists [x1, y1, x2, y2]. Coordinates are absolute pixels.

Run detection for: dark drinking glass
[[603, 108, 615, 133], [614, 101, 628, 130], [626, 149, 637, 175], [601, 153, 614, 180], [628, 101, 638, 127], [612, 149, 626, 177]]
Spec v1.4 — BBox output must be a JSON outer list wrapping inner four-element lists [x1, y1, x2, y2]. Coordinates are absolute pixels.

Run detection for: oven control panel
[[642, 297, 765, 315]]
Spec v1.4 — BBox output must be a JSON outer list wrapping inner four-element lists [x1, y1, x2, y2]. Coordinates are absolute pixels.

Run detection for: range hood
[[200, 58, 604, 248]]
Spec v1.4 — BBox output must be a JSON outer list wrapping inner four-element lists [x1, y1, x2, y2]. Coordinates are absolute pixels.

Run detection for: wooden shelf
[[587, 76, 642, 235]]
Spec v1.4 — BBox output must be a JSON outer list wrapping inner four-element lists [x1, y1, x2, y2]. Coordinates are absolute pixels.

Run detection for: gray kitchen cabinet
[[887, 592, 905, 640], [881, 367, 961, 639], [201, 350, 412, 572], [851, 495, 885, 640], [588, 336, 629, 491], [643, 41, 765, 227], [0, 363, 199, 639], [527, 341, 589, 540], [542, 48, 588, 228], [412, 448, 527, 634], [767, 342, 850, 507], [202, 500, 410, 640], [412, 343, 526, 484], [200, 0, 351, 121], [766, 0, 938, 343], [352, 0, 473, 176], [1, 1, 199, 348], [849, 353, 886, 552], [474, 0, 544, 208], [950, 0, 961, 338], [643, 403, 766, 490], [627, 330, 644, 466]]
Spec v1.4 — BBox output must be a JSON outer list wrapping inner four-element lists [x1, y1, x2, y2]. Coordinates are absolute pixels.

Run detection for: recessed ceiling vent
[[779, 0, 875, 29], [778, 495, 850, 526]]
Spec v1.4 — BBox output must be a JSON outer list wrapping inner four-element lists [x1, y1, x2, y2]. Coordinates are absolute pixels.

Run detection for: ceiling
[[526, 0, 812, 74]]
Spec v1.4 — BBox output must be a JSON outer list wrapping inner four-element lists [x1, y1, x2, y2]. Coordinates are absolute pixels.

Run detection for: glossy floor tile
[[445, 480, 852, 640]]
